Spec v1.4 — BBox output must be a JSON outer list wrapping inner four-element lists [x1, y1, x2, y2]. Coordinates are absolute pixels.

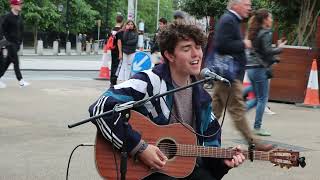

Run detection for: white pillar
[[86, 43, 91, 54], [128, 0, 135, 21], [53, 41, 59, 55], [134, 0, 138, 24], [66, 41, 71, 55], [76, 42, 82, 55], [156, 0, 160, 30], [37, 40, 43, 56], [93, 42, 99, 55], [18, 43, 23, 56], [138, 21, 145, 50]]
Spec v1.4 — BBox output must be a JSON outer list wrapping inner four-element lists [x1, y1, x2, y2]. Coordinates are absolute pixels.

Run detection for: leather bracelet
[[137, 141, 148, 154], [134, 141, 148, 160]]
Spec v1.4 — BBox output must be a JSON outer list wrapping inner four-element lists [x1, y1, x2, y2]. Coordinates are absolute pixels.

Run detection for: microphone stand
[[68, 76, 214, 180]]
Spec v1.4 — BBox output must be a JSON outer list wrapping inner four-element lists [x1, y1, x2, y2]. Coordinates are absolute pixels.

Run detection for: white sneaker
[[0, 80, 6, 88], [19, 79, 30, 87], [264, 106, 276, 115]]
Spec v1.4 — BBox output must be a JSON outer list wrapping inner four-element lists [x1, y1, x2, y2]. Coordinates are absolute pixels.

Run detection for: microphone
[[200, 68, 231, 85]]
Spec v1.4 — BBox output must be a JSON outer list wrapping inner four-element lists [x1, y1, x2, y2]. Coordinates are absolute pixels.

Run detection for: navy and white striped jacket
[[89, 63, 222, 154]]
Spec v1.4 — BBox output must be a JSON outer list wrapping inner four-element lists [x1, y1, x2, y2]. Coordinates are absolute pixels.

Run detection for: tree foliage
[[180, 0, 227, 19], [0, 0, 9, 15], [137, 0, 173, 33], [180, 0, 320, 46], [1, 0, 175, 46]]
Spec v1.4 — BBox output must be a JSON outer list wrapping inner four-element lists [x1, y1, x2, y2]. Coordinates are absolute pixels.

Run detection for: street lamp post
[[66, 0, 70, 42], [58, 4, 64, 53], [156, 0, 160, 30]]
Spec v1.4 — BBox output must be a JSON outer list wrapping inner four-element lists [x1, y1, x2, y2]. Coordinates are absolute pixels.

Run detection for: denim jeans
[[247, 68, 269, 129]]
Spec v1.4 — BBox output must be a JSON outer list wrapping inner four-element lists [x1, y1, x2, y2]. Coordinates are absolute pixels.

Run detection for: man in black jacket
[[211, 0, 273, 151], [0, 0, 29, 88], [110, 15, 124, 87]]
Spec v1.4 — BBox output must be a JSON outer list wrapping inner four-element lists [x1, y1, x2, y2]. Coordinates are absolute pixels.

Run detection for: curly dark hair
[[248, 8, 270, 41], [157, 21, 206, 62]]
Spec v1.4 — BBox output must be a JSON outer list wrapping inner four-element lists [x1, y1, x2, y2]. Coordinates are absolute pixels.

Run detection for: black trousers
[[0, 45, 23, 81], [142, 166, 217, 180], [110, 51, 120, 85]]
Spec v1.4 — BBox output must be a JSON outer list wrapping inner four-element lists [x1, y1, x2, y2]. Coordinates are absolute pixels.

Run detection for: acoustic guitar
[[95, 110, 306, 180]]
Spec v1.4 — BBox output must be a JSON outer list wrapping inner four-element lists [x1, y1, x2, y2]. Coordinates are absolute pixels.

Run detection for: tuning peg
[[298, 157, 306, 168]]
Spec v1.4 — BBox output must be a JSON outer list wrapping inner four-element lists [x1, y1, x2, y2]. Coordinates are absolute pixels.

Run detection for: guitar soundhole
[[157, 139, 177, 159]]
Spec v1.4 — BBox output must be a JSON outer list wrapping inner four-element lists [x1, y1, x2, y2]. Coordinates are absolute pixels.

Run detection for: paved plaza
[[0, 57, 319, 179]]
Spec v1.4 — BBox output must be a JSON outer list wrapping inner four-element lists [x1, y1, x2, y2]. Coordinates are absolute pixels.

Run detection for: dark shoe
[[255, 143, 275, 151]]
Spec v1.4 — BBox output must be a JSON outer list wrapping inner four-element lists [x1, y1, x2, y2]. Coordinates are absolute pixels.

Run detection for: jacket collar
[[152, 63, 212, 105], [227, 10, 242, 22]]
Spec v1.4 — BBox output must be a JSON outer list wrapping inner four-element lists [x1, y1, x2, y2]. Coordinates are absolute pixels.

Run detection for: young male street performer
[[89, 21, 245, 180]]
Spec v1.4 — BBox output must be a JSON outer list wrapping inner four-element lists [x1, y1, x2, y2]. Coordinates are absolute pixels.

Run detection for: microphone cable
[[160, 84, 231, 139], [66, 143, 94, 180]]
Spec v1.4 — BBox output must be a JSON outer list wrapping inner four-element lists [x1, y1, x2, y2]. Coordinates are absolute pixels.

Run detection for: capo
[[298, 157, 306, 168]]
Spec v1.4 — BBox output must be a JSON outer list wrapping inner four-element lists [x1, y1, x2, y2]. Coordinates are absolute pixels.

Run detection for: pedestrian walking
[[109, 15, 124, 86], [0, 0, 29, 88], [211, 0, 273, 151], [117, 20, 138, 82], [245, 9, 287, 136], [151, 17, 167, 66]]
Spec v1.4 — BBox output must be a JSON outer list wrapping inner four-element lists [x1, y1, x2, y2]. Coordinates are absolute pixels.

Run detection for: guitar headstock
[[269, 149, 306, 169]]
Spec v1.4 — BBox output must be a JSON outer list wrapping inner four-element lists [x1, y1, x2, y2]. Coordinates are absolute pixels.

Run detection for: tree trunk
[[33, 25, 38, 54]]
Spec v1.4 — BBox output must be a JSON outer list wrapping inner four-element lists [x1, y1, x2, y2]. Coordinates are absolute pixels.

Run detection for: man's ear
[[164, 51, 175, 62]]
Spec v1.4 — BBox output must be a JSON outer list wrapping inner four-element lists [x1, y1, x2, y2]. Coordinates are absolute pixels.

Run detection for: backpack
[[105, 34, 116, 51]]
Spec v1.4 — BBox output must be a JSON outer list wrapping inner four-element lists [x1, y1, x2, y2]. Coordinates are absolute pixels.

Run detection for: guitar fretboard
[[174, 144, 270, 161]]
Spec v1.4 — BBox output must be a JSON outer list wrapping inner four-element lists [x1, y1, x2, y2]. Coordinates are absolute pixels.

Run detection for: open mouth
[[190, 60, 199, 65]]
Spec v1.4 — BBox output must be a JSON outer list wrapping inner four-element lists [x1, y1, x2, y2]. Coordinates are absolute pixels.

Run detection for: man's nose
[[191, 47, 201, 57]]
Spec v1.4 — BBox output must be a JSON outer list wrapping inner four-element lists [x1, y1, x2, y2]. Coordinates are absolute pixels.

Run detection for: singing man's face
[[165, 38, 203, 77]]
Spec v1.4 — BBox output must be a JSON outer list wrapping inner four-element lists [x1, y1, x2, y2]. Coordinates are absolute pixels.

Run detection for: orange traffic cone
[[95, 51, 111, 80], [243, 71, 255, 100], [299, 59, 320, 108]]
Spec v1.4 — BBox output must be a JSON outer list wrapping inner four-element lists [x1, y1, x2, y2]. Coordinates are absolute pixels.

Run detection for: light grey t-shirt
[[169, 82, 196, 130]]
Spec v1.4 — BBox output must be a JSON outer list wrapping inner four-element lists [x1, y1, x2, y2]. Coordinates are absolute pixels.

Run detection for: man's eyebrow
[[181, 44, 192, 48]]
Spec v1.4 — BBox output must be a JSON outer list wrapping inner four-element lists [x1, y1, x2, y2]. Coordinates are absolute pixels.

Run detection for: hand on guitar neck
[[222, 145, 245, 168], [137, 144, 245, 171]]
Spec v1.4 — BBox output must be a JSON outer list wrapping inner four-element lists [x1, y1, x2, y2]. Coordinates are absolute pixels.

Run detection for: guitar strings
[[147, 143, 271, 159]]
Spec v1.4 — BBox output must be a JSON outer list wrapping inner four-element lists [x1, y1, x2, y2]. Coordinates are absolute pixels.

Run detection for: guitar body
[[95, 110, 198, 180]]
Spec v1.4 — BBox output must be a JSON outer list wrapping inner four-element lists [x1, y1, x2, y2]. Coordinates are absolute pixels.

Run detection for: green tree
[[180, 0, 227, 19], [270, 0, 320, 46], [0, 0, 9, 15], [180, 0, 320, 46], [23, 0, 60, 51], [68, 0, 99, 34], [137, 0, 173, 33]]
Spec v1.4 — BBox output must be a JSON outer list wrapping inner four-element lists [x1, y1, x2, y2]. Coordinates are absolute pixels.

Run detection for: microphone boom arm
[[68, 77, 215, 128]]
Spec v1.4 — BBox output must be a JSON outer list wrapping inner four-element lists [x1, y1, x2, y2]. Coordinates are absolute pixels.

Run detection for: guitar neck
[[176, 144, 270, 161]]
